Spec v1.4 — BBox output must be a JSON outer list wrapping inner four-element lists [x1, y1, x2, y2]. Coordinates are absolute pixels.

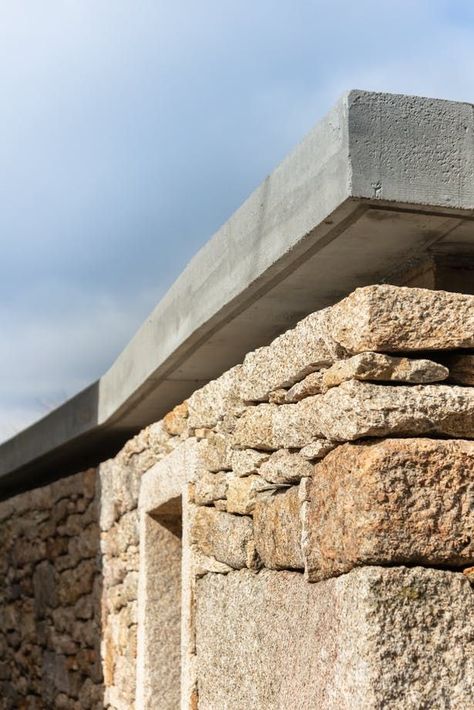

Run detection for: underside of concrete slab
[[1, 90, 473, 496]]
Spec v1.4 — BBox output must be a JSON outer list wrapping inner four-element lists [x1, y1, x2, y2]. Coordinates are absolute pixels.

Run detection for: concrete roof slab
[[2, 90, 474, 497]]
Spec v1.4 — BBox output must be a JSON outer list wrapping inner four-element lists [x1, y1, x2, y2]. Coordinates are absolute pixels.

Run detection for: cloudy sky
[[1, 1, 474, 441]]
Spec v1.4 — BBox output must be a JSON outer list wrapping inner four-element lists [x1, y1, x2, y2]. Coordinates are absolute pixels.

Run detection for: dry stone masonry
[[1, 284, 474, 709]]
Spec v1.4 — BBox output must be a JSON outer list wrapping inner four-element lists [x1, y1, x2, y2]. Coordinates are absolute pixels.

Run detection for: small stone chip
[[259, 450, 314, 484], [322, 352, 448, 388], [463, 566, 474, 585]]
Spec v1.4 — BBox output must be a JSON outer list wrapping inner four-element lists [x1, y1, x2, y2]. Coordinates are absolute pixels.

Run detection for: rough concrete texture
[[254, 488, 304, 570], [4, 91, 474, 492], [329, 285, 474, 352], [321, 351, 449, 388], [234, 381, 474, 449], [196, 567, 474, 709], [303, 438, 474, 581], [191, 507, 257, 569]]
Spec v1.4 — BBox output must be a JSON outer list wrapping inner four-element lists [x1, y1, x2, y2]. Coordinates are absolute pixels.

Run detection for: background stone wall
[[0, 469, 102, 709]]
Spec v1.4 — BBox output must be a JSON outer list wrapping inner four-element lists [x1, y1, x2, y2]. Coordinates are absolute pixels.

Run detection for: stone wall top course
[[329, 285, 474, 353]]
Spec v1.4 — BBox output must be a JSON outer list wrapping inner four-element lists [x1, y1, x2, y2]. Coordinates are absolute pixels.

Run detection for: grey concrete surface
[[1, 90, 474, 496]]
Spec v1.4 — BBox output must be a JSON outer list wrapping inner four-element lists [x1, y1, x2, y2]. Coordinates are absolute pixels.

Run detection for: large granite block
[[303, 438, 474, 580], [195, 567, 474, 709], [329, 285, 474, 352]]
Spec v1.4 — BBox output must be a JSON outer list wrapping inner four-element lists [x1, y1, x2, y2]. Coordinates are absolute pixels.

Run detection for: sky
[[1, 0, 474, 441]]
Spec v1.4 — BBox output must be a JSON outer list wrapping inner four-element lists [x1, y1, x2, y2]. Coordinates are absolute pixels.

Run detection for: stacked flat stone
[[186, 286, 474, 573], [3, 284, 473, 708], [181, 285, 474, 708], [0, 470, 103, 709]]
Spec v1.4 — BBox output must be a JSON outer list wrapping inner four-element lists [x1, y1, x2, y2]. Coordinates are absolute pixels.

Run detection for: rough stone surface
[[316, 381, 474, 441], [163, 401, 189, 436], [329, 285, 474, 352], [229, 448, 269, 477], [303, 438, 474, 581], [226, 475, 279, 515], [187, 365, 243, 429], [259, 449, 314, 484], [299, 439, 338, 460], [193, 471, 228, 506], [239, 308, 343, 402], [4, 283, 474, 708], [321, 352, 449, 388], [445, 353, 474, 386], [136, 511, 181, 710], [196, 434, 231, 472], [191, 507, 257, 569], [254, 488, 304, 569], [196, 567, 474, 709], [285, 371, 325, 402], [234, 381, 474, 448], [0, 469, 103, 709]]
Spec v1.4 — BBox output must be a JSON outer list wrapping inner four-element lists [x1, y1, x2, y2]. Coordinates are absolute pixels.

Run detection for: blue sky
[[1, 0, 474, 440]]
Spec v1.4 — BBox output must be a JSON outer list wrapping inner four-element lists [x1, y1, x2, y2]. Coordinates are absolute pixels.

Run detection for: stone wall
[[0, 469, 102, 709], [1, 284, 474, 708]]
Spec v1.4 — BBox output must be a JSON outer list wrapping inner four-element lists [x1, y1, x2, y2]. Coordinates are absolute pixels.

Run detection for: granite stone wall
[[1, 284, 474, 708], [0, 469, 102, 709]]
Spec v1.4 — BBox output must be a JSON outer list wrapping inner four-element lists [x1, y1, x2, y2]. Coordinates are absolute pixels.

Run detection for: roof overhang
[[2, 89, 474, 497]]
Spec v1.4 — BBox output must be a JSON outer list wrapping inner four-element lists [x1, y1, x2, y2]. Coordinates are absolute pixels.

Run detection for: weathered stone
[[303, 438, 474, 581], [33, 562, 58, 618], [226, 475, 279, 515], [187, 365, 243, 429], [58, 560, 97, 606], [194, 551, 233, 576], [229, 448, 269, 477], [193, 472, 228, 506], [254, 488, 303, 569], [213, 499, 227, 512], [102, 510, 139, 557], [299, 439, 338, 460], [322, 352, 449, 388], [235, 381, 474, 449], [463, 566, 474, 585], [196, 567, 474, 709], [163, 401, 189, 436], [268, 388, 288, 404], [197, 434, 231, 472], [329, 285, 474, 352], [285, 371, 325, 402], [444, 353, 474, 385], [259, 450, 313, 484], [191, 508, 257, 569], [239, 308, 343, 402], [99, 459, 140, 531], [316, 381, 474, 441]]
